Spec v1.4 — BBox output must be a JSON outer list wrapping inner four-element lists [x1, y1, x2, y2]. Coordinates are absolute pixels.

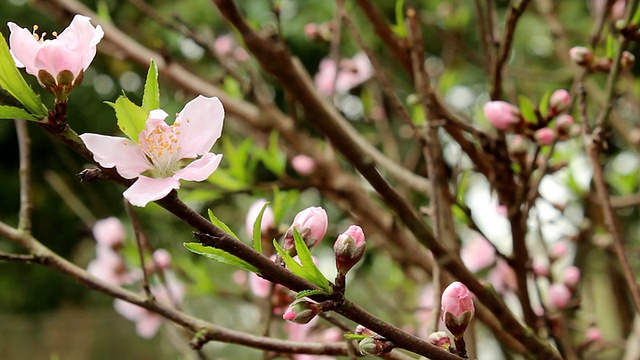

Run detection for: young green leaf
[[184, 242, 260, 273], [518, 95, 537, 124], [114, 95, 147, 141], [0, 105, 38, 121], [142, 60, 160, 113], [208, 209, 240, 240], [295, 289, 328, 299], [344, 334, 367, 340], [292, 228, 332, 292], [273, 239, 307, 277], [392, 0, 407, 38], [0, 33, 47, 118], [538, 90, 552, 118], [606, 33, 616, 59], [252, 201, 270, 253]]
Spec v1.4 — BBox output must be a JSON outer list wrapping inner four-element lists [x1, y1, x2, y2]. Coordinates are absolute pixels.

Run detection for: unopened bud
[[282, 299, 319, 324], [283, 207, 328, 254], [334, 225, 366, 275], [355, 325, 376, 336], [508, 135, 528, 158], [483, 101, 521, 130], [569, 46, 593, 66], [593, 57, 612, 72], [621, 51, 635, 70], [152, 249, 172, 269], [441, 281, 475, 339], [534, 128, 556, 145], [585, 326, 602, 342], [562, 265, 581, 288], [548, 283, 572, 309], [358, 337, 393, 356], [555, 114, 574, 140], [549, 89, 571, 114], [427, 331, 452, 350]]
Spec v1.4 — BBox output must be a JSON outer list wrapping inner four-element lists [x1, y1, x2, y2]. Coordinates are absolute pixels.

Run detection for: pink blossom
[[483, 101, 521, 130], [334, 225, 366, 275], [80, 96, 225, 207], [152, 248, 172, 269], [8, 15, 103, 81], [291, 155, 316, 176], [214, 34, 234, 57], [249, 271, 272, 298], [283, 206, 328, 251], [549, 89, 571, 113], [245, 199, 276, 238], [304, 23, 319, 40], [548, 283, 572, 309], [92, 217, 125, 248], [586, 326, 602, 342], [532, 259, 550, 277], [535, 128, 556, 145], [488, 259, 517, 293], [460, 235, 496, 272], [314, 52, 373, 96], [87, 246, 130, 285], [569, 46, 593, 66], [562, 265, 581, 288], [441, 281, 474, 318], [611, 0, 626, 21], [233, 48, 249, 62], [550, 241, 568, 260]]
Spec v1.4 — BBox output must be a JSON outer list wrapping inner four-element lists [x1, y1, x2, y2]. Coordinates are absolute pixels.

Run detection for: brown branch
[[125, 201, 153, 299], [15, 120, 32, 233], [0, 251, 36, 262], [577, 85, 640, 313]]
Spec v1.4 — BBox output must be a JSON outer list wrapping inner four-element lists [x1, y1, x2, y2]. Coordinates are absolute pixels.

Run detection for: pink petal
[[174, 153, 222, 181], [80, 133, 151, 179], [7, 22, 41, 75], [36, 40, 85, 78], [123, 176, 180, 207], [114, 299, 145, 321], [56, 15, 104, 73], [135, 313, 163, 339], [175, 96, 224, 158]]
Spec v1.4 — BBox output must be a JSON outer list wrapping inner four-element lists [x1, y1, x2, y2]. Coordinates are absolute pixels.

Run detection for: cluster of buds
[[7, 15, 103, 102], [282, 298, 321, 324], [569, 46, 635, 72], [354, 326, 394, 356]]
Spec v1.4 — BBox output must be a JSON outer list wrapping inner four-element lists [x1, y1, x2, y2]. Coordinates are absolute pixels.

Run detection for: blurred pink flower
[[488, 259, 517, 293], [285, 318, 340, 360], [483, 101, 521, 130], [532, 259, 550, 277], [214, 34, 234, 57], [249, 271, 272, 298], [549, 89, 571, 113], [87, 247, 129, 285], [535, 128, 556, 145], [152, 248, 172, 269], [314, 52, 373, 96], [8, 15, 103, 84], [81, 96, 225, 207], [549, 241, 568, 260], [92, 217, 125, 248], [586, 326, 602, 342], [245, 199, 276, 238], [562, 265, 581, 288], [460, 235, 496, 272], [291, 155, 316, 176], [548, 283, 571, 309]]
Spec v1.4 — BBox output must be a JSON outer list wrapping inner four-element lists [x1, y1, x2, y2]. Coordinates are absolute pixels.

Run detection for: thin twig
[[15, 120, 32, 233], [0, 251, 36, 262], [125, 200, 153, 300]]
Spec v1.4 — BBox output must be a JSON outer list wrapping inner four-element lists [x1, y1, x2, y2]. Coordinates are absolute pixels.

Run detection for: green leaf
[[0, 33, 47, 118], [252, 201, 270, 253], [292, 228, 332, 292], [142, 60, 160, 113], [632, 5, 640, 25], [207, 170, 248, 191], [0, 105, 38, 121], [208, 209, 240, 240], [518, 95, 537, 124], [295, 289, 328, 299], [259, 131, 286, 175], [392, 0, 407, 38], [606, 33, 616, 59], [273, 239, 307, 277], [538, 90, 552, 118], [114, 95, 147, 141], [344, 334, 367, 340], [184, 242, 260, 273], [272, 188, 298, 224]]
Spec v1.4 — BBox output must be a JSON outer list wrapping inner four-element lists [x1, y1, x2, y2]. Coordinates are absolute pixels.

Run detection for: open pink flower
[[80, 96, 224, 207], [8, 15, 103, 85], [92, 217, 125, 248], [314, 52, 373, 96]]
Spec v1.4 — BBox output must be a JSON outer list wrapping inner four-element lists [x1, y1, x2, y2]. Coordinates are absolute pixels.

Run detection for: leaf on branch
[[0, 105, 38, 121], [114, 95, 147, 141], [518, 95, 537, 124], [295, 289, 329, 299], [208, 209, 240, 240], [344, 334, 367, 340], [142, 60, 160, 113], [184, 242, 260, 274], [0, 33, 47, 118], [252, 201, 270, 253]]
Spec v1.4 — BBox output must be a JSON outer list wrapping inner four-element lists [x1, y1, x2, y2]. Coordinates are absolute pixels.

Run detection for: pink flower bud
[[152, 249, 171, 269], [532, 259, 550, 277], [611, 0, 626, 21], [282, 299, 319, 324], [93, 217, 126, 248], [214, 34, 234, 57], [358, 337, 393, 356], [441, 281, 474, 338], [283, 206, 328, 253], [427, 331, 452, 350], [483, 101, 521, 130], [334, 225, 366, 275], [549, 241, 568, 260], [355, 325, 376, 336], [304, 23, 319, 40], [548, 283, 572, 309], [555, 114, 574, 140], [535, 128, 556, 145], [562, 265, 581, 288], [569, 46, 593, 66], [621, 51, 635, 70], [586, 326, 602, 342], [245, 199, 276, 239], [549, 89, 571, 113], [508, 135, 528, 158], [291, 155, 316, 176]]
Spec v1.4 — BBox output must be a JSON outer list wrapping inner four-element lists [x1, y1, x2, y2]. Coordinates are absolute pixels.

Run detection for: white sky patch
[[465, 177, 513, 254], [567, 154, 593, 192], [445, 85, 475, 110], [611, 151, 640, 175], [180, 38, 205, 61], [539, 174, 574, 206]]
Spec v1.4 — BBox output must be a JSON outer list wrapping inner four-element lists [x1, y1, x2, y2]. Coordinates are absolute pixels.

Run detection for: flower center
[[31, 25, 58, 43], [141, 121, 183, 178]]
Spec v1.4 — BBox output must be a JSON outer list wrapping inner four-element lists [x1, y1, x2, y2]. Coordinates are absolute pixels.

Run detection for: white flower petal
[[175, 96, 224, 158], [174, 153, 222, 181], [123, 176, 180, 207], [80, 133, 151, 179]]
